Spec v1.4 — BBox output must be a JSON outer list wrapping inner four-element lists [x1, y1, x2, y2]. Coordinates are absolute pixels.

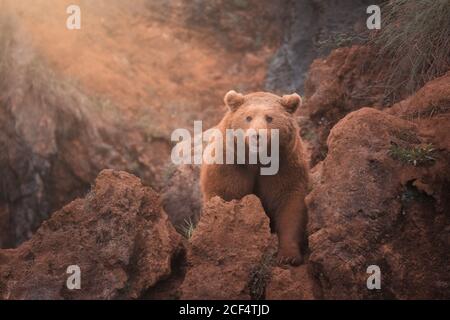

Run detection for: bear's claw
[[276, 253, 304, 266]]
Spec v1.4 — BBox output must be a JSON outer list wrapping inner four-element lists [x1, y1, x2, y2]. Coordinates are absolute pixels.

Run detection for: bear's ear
[[281, 93, 302, 114], [224, 90, 244, 112]]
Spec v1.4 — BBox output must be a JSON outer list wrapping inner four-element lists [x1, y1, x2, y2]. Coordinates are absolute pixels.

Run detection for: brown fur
[[200, 91, 309, 265]]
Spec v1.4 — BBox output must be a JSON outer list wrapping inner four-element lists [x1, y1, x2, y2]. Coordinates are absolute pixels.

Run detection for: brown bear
[[200, 90, 309, 265]]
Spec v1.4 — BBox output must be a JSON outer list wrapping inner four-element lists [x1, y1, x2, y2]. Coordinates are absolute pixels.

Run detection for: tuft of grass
[[316, 32, 367, 51], [248, 247, 276, 300], [369, 0, 450, 101], [175, 217, 196, 240], [389, 143, 437, 166], [402, 104, 450, 122]]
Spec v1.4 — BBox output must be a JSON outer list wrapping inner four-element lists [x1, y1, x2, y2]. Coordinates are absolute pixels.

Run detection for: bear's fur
[[200, 90, 309, 265]]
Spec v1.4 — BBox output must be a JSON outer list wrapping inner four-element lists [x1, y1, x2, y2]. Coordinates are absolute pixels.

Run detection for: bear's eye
[[246, 116, 252, 122], [265, 115, 273, 123]]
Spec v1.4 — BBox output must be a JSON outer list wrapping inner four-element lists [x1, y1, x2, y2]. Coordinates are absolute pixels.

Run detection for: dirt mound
[[306, 72, 450, 298], [0, 170, 183, 299]]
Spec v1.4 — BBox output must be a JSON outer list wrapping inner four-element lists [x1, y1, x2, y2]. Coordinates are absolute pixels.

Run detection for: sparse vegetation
[[175, 217, 197, 240], [248, 247, 276, 300], [370, 0, 450, 101], [316, 31, 367, 51], [402, 104, 450, 122], [389, 143, 437, 166]]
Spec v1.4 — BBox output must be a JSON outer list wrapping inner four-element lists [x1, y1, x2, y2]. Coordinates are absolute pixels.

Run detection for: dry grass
[[0, 11, 124, 127], [316, 31, 368, 52], [319, 1, 450, 106], [248, 246, 276, 300], [175, 217, 197, 240], [369, 0, 450, 102]]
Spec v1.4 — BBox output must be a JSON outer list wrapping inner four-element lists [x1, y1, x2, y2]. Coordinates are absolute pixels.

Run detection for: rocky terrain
[[0, 170, 311, 300], [0, 0, 285, 247], [0, 170, 183, 299], [306, 79, 450, 299], [0, 13, 166, 247], [266, 0, 383, 94], [0, 0, 449, 299]]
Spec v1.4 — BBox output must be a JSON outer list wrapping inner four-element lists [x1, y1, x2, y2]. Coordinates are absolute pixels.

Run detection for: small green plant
[[389, 143, 437, 166], [175, 217, 196, 240]]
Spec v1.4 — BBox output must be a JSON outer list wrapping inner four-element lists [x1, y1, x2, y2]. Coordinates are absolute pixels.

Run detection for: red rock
[[266, 265, 316, 300], [306, 100, 450, 299], [302, 45, 389, 165], [180, 195, 273, 299], [0, 170, 183, 299]]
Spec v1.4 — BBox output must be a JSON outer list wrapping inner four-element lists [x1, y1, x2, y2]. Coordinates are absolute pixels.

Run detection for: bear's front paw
[[276, 250, 304, 266]]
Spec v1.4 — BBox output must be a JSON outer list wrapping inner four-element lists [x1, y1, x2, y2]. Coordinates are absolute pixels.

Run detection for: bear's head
[[223, 90, 302, 152]]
